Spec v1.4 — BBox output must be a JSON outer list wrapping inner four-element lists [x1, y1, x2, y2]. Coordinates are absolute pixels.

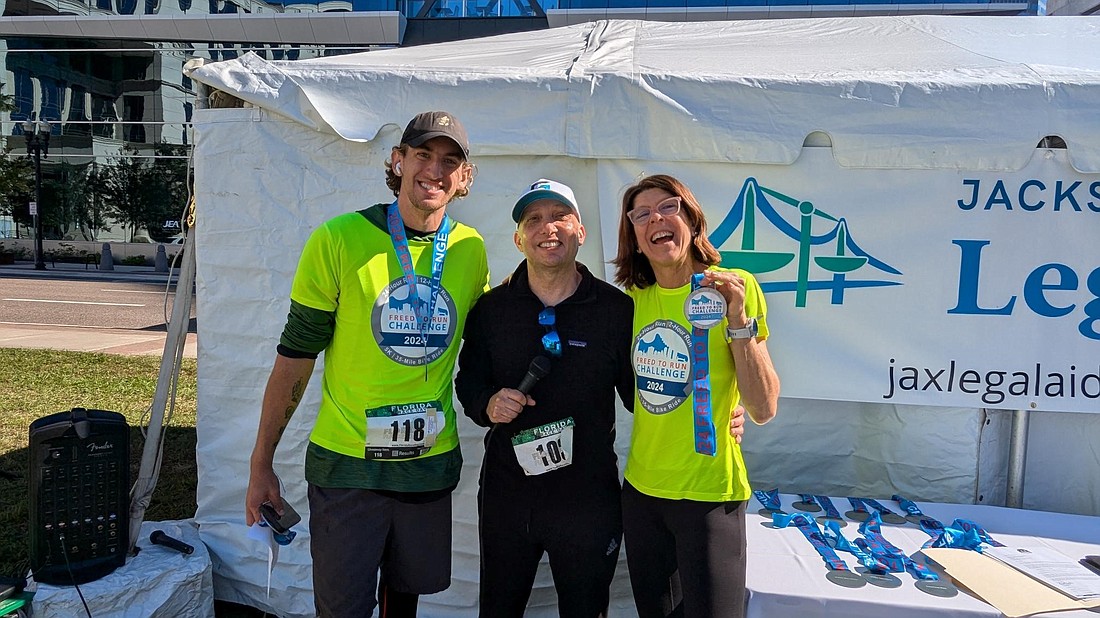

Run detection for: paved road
[[0, 262, 197, 358]]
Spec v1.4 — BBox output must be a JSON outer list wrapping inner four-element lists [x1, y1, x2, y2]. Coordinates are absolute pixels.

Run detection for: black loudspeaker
[[29, 408, 130, 585]]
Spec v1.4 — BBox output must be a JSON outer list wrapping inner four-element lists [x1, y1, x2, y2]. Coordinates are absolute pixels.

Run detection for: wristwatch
[[725, 317, 758, 341]]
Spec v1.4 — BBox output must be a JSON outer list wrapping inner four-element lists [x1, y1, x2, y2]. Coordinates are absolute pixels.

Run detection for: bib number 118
[[391, 417, 426, 443]]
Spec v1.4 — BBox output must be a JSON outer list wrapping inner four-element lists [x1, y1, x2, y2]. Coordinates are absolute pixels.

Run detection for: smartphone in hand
[[259, 501, 301, 535]]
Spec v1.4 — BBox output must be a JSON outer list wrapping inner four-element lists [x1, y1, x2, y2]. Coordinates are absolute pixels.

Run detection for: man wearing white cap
[[456, 178, 634, 616]]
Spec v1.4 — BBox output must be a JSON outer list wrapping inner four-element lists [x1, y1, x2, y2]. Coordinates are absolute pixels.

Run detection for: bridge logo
[[708, 178, 902, 307]]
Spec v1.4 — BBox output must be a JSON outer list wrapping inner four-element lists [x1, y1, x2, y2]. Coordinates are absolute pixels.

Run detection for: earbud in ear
[[394, 162, 402, 176]]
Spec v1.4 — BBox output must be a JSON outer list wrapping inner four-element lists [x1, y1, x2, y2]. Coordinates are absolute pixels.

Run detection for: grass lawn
[[0, 348, 271, 616]]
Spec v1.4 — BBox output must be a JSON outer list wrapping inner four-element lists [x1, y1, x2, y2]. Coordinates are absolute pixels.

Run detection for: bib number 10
[[511, 420, 574, 476], [535, 438, 566, 467]]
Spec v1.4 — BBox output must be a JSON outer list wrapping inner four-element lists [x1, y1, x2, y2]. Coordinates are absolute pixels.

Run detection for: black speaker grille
[[29, 408, 130, 586]]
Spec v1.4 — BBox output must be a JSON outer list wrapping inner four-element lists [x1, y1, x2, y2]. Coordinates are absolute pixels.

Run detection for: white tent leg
[[128, 229, 197, 553], [1005, 408, 1029, 508]]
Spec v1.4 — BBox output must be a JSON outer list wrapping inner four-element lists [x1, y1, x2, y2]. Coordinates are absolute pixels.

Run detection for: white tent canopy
[[188, 17, 1100, 616], [191, 17, 1100, 170]]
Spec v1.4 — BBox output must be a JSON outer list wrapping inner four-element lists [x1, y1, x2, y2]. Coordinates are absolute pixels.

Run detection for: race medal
[[861, 498, 909, 525], [845, 510, 871, 522], [793, 499, 822, 513], [880, 512, 908, 525], [813, 495, 847, 528], [857, 568, 903, 589], [364, 401, 442, 459], [817, 516, 848, 529], [683, 286, 726, 329], [511, 418, 574, 476], [825, 570, 867, 588], [915, 579, 959, 597]]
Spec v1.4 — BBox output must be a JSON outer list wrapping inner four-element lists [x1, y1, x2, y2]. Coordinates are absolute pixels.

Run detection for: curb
[[0, 262, 179, 285]]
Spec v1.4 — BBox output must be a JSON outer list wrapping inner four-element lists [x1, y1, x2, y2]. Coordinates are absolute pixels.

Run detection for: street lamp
[[22, 118, 51, 271]]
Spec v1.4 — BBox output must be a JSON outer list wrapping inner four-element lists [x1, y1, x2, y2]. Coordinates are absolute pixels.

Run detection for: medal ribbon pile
[[754, 489, 1011, 597]]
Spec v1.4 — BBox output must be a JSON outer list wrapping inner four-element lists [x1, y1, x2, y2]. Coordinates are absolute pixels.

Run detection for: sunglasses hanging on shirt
[[538, 307, 561, 357]]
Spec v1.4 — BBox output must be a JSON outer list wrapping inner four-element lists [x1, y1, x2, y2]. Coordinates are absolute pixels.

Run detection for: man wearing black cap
[[246, 111, 489, 617], [455, 178, 634, 617]]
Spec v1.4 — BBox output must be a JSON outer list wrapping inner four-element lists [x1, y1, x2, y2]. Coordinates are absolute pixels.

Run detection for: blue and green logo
[[709, 178, 902, 307]]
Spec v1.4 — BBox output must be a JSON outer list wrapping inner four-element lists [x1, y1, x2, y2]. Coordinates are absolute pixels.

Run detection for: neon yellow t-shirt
[[625, 267, 769, 502], [291, 210, 489, 462]]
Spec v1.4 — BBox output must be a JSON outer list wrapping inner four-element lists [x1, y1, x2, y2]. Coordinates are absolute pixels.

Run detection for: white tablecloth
[[746, 495, 1100, 618], [32, 520, 214, 618]]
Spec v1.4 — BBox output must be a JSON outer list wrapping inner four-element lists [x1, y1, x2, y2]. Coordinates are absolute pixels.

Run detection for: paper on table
[[984, 545, 1100, 601], [923, 548, 1100, 618]]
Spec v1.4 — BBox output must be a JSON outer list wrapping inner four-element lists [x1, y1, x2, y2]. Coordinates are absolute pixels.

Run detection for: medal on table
[[856, 567, 903, 589], [813, 495, 848, 528], [915, 578, 959, 597], [792, 494, 822, 513]]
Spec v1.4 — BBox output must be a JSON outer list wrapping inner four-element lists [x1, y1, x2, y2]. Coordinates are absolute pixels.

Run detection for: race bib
[[364, 401, 443, 459], [510, 418, 574, 476]]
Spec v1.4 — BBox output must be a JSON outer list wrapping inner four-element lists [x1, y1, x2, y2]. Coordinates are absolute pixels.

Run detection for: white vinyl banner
[[597, 150, 1100, 414]]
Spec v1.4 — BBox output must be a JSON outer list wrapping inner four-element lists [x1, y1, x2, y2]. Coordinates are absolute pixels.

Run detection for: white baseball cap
[[512, 179, 581, 224]]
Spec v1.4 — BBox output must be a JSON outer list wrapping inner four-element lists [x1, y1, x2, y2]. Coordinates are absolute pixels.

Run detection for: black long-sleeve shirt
[[455, 261, 635, 502]]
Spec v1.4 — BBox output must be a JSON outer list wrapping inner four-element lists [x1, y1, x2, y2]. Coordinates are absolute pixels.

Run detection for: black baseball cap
[[401, 111, 470, 159]]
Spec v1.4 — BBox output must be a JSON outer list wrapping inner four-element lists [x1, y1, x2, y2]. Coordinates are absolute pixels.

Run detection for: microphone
[[149, 530, 194, 555], [516, 356, 551, 395]]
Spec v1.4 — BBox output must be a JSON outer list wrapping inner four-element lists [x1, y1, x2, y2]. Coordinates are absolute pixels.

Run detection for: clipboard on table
[[923, 548, 1100, 618]]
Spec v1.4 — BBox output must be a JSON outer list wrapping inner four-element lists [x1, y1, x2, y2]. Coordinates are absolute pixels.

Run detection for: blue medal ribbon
[[847, 497, 869, 515], [892, 494, 924, 519], [858, 512, 939, 580], [928, 523, 983, 551], [861, 498, 904, 519], [954, 519, 1004, 547], [904, 558, 940, 582], [773, 512, 850, 572], [797, 493, 816, 504], [753, 488, 782, 511], [387, 202, 452, 374], [822, 521, 891, 573], [917, 516, 947, 549], [814, 495, 844, 520], [929, 518, 1003, 552], [853, 538, 907, 573], [689, 273, 716, 456]]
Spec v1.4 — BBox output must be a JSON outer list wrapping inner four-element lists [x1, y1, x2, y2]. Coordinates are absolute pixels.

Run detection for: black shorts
[[622, 480, 748, 618], [308, 484, 452, 617]]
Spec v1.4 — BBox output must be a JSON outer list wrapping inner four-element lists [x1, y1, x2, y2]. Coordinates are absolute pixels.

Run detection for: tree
[[100, 142, 190, 242], [81, 163, 113, 241], [0, 156, 33, 235], [43, 161, 87, 239], [0, 84, 34, 237], [101, 145, 154, 241], [144, 142, 190, 242]]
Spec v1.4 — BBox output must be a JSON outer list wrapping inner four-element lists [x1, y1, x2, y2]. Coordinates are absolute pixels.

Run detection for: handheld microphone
[[149, 530, 194, 555], [516, 356, 551, 395]]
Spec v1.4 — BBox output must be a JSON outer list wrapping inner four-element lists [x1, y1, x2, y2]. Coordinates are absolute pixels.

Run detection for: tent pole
[[1005, 408, 1029, 509], [127, 228, 196, 553]]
